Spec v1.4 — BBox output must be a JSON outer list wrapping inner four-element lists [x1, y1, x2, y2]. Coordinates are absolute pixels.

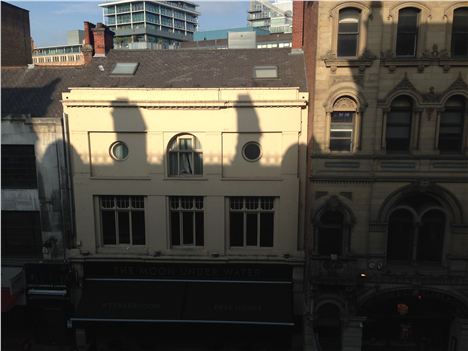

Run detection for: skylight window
[[111, 62, 139, 75], [253, 65, 278, 79]]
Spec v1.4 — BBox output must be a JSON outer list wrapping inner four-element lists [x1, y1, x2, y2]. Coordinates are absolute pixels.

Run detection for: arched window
[[168, 134, 203, 176], [396, 8, 420, 57], [438, 96, 465, 153], [451, 7, 468, 57], [317, 210, 344, 256], [337, 8, 361, 57], [387, 194, 446, 264], [386, 96, 413, 152], [329, 97, 358, 152]]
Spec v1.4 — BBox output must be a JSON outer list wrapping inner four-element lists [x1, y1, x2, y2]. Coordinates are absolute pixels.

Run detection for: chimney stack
[[292, 0, 304, 49], [91, 23, 114, 57]]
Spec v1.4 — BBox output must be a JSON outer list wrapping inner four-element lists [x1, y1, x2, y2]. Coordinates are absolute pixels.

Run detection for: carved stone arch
[[439, 74, 468, 105], [388, 1, 432, 19], [443, 2, 468, 19], [379, 75, 424, 109], [313, 195, 356, 227], [329, 2, 371, 19], [377, 183, 464, 224], [324, 85, 368, 113]]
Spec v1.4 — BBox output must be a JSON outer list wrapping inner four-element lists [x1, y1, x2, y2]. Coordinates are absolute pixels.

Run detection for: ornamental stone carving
[[333, 97, 357, 111]]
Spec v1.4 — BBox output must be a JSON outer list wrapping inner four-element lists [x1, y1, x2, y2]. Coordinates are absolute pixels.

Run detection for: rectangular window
[[1, 211, 42, 257], [396, 8, 420, 56], [100, 196, 145, 245], [330, 112, 354, 151], [386, 110, 412, 151], [452, 8, 468, 57], [229, 197, 275, 248], [132, 2, 144, 11], [1, 145, 37, 189], [337, 8, 360, 57], [169, 196, 204, 247]]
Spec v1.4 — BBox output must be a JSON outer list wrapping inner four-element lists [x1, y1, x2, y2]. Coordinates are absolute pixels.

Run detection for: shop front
[[71, 262, 298, 350]]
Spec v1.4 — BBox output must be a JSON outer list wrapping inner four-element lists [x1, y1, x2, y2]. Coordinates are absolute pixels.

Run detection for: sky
[[11, 0, 250, 47]]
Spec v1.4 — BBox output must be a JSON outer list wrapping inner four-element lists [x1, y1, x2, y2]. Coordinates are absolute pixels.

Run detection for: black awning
[[71, 280, 293, 327]]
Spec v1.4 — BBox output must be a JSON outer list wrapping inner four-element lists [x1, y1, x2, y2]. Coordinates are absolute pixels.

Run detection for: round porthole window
[[110, 141, 129, 160], [242, 141, 262, 162]]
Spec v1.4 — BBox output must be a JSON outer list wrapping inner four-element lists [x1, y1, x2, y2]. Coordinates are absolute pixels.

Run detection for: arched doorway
[[314, 303, 342, 351], [360, 289, 468, 351]]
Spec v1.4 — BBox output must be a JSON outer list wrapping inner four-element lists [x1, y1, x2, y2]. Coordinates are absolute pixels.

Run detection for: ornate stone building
[[294, 1, 468, 350]]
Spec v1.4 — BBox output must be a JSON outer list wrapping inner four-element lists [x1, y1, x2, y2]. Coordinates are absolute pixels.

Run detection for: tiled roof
[[1, 48, 306, 118]]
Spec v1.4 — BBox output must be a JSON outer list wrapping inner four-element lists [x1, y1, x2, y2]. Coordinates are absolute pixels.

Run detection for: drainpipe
[[61, 113, 76, 251]]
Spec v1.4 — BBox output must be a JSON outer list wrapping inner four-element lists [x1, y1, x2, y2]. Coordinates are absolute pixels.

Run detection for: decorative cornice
[[62, 100, 307, 109], [381, 44, 468, 72], [322, 50, 377, 72]]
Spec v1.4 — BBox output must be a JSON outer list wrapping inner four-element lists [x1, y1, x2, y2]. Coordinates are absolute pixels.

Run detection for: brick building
[[294, 1, 468, 350]]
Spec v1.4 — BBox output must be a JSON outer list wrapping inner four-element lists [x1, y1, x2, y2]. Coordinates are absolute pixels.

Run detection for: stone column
[[342, 316, 366, 351]]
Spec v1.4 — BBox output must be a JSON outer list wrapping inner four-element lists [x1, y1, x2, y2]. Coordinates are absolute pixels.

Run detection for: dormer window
[[337, 8, 361, 57]]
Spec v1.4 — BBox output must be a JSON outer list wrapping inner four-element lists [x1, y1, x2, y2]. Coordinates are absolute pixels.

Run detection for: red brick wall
[[1, 2, 32, 66], [91, 23, 114, 56], [292, 1, 304, 49]]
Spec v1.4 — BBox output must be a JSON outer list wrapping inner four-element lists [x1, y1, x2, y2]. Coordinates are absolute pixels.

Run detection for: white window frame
[[99, 195, 146, 246], [169, 196, 204, 248], [228, 197, 275, 248], [167, 134, 203, 177]]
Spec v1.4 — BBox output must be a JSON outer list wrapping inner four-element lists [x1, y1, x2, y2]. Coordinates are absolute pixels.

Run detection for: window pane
[[387, 210, 413, 261], [396, 33, 417, 56], [194, 153, 203, 175], [1, 211, 42, 257], [170, 211, 180, 246], [169, 152, 178, 176], [131, 211, 145, 245], [245, 197, 259, 210], [246, 213, 258, 246], [330, 139, 352, 151], [1, 145, 37, 189], [452, 33, 468, 57], [318, 227, 342, 256], [440, 111, 463, 124], [330, 131, 352, 138], [182, 212, 194, 245], [230, 212, 244, 247], [439, 113, 463, 152], [118, 211, 130, 244], [386, 126, 411, 138], [179, 138, 192, 150], [180, 153, 193, 175], [331, 112, 353, 123], [417, 214, 445, 262], [260, 213, 274, 247], [195, 212, 204, 246], [397, 8, 419, 31], [337, 34, 358, 56], [102, 211, 116, 245], [339, 22, 358, 33]]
